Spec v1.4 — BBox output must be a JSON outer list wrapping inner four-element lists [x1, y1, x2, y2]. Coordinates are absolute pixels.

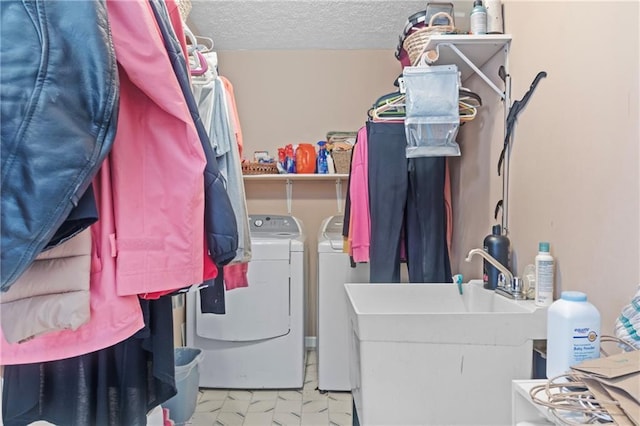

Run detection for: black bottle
[[483, 224, 510, 289]]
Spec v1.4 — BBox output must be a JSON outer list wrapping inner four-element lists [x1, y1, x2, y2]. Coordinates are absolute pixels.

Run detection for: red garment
[[203, 245, 219, 282], [223, 263, 249, 290], [164, 0, 188, 70]]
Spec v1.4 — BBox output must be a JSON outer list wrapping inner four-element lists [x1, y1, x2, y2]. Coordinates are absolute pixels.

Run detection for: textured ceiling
[[187, 1, 475, 50]]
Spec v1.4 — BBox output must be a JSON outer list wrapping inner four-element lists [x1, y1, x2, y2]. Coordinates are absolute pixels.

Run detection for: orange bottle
[[295, 143, 316, 174]]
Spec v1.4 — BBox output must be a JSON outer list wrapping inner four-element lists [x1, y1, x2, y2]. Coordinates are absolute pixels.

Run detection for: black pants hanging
[[367, 121, 408, 283], [406, 157, 452, 283], [367, 121, 451, 283]]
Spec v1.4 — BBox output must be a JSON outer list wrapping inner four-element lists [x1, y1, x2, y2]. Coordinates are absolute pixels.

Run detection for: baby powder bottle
[[535, 242, 554, 307], [546, 291, 601, 379]]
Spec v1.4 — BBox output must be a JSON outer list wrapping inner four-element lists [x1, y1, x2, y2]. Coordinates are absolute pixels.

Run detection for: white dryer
[[317, 215, 369, 391], [187, 215, 306, 389]]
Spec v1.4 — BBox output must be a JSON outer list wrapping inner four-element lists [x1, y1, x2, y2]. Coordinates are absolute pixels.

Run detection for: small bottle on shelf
[[470, 0, 487, 35]]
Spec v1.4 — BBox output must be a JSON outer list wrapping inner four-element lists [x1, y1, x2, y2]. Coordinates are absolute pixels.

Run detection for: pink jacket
[[108, 0, 206, 296], [349, 126, 371, 263]]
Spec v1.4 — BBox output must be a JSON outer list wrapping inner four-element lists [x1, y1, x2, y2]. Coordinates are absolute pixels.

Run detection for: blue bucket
[[162, 347, 204, 425]]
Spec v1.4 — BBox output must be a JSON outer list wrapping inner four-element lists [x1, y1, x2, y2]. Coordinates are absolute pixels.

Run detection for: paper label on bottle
[[572, 327, 600, 364], [470, 13, 487, 35]]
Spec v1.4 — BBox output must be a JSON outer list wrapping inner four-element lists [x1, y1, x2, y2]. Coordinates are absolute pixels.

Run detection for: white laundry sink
[[345, 280, 547, 426]]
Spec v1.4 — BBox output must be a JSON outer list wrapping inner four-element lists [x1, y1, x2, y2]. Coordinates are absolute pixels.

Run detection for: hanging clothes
[[189, 38, 251, 295], [0, 0, 119, 291], [191, 69, 250, 265], [220, 76, 246, 159], [405, 156, 452, 282], [367, 121, 410, 282], [149, 0, 239, 270], [199, 270, 226, 315], [0, 157, 144, 365], [0, 229, 91, 344], [347, 126, 371, 263], [107, 0, 208, 297], [2, 296, 176, 426], [341, 101, 454, 283]]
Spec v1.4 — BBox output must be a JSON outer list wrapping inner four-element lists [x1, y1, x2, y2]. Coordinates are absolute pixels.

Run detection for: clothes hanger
[[189, 50, 208, 76], [369, 92, 406, 121], [183, 23, 215, 54], [459, 87, 482, 107]]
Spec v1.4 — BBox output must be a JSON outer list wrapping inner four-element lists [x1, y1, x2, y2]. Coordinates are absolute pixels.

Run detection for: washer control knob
[[254, 219, 263, 227]]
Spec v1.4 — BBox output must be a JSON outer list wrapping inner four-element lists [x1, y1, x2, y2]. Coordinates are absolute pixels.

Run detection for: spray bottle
[[316, 141, 329, 174]]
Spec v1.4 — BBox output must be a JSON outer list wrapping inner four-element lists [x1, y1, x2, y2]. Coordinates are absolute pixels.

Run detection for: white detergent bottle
[[535, 242, 554, 307], [546, 291, 601, 380]]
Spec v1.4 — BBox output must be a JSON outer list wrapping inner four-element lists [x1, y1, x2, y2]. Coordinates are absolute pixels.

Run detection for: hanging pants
[[367, 121, 451, 283], [367, 121, 408, 283], [406, 157, 452, 283]]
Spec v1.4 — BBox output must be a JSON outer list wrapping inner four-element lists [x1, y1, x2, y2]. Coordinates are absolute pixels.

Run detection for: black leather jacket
[[1, 0, 119, 290]]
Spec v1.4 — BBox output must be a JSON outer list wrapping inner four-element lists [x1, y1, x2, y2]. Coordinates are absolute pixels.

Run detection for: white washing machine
[[317, 215, 369, 391], [187, 214, 306, 389]]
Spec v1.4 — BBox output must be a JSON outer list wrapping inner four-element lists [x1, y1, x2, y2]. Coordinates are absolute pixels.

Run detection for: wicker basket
[[402, 12, 455, 66], [176, 0, 192, 21], [241, 162, 278, 175], [331, 150, 352, 175]]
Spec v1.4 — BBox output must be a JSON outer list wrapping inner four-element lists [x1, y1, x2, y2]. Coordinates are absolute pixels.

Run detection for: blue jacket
[[1, 0, 119, 290]]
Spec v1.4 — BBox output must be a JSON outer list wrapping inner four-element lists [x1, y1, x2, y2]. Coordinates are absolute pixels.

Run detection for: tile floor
[[188, 350, 353, 426]]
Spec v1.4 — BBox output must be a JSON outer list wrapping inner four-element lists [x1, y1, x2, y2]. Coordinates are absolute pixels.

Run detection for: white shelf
[[424, 34, 512, 82], [243, 173, 349, 181], [243, 173, 349, 214], [512, 380, 590, 425]]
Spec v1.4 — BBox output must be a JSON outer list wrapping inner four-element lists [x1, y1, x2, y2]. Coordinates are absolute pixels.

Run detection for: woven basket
[[402, 12, 455, 66], [331, 150, 352, 175], [176, 0, 192, 21], [241, 162, 278, 175]]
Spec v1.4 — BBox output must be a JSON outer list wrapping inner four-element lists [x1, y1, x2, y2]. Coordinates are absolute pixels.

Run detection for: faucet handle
[[497, 273, 507, 288], [512, 277, 523, 295]]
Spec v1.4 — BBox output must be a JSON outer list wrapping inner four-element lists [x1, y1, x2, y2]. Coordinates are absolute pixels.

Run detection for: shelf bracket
[[285, 178, 293, 214], [335, 178, 343, 214], [439, 43, 505, 100]]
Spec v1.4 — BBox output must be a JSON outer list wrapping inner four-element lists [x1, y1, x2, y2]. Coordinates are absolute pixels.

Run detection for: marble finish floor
[[188, 350, 353, 426]]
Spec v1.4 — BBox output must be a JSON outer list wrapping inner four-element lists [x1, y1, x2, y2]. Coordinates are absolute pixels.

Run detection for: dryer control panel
[[324, 215, 344, 235], [249, 215, 300, 235]]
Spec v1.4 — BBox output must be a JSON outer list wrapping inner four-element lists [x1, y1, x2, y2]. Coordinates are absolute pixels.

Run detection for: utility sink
[[345, 280, 547, 426]]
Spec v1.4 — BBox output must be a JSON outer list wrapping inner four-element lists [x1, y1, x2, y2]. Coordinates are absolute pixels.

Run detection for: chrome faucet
[[465, 248, 524, 300]]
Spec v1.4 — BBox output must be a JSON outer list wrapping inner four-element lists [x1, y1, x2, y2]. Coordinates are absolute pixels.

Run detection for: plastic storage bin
[[162, 347, 204, 425]]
